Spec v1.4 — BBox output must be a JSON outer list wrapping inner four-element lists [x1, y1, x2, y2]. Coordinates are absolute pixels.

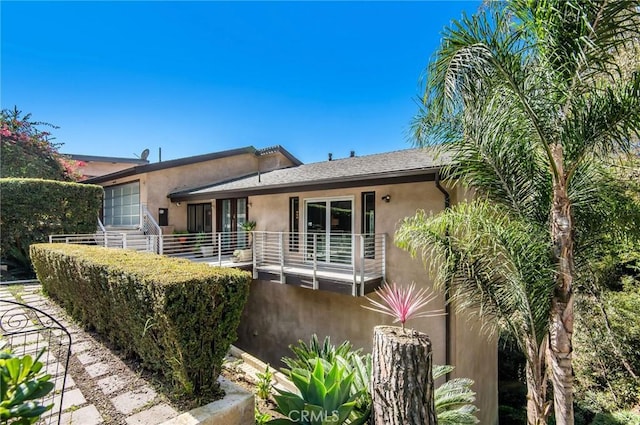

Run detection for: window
[[187, 203, 212, 233], [362, 192, 375, 259], [289, 197, 299, 251], [305, 197, 353, 265], [103, 181, 140, 227]]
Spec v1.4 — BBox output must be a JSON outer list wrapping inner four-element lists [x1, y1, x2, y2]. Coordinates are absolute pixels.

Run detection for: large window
[[305, 197, 353, 265], [103, 181, 140, 227], [187, 203, 212, 233]]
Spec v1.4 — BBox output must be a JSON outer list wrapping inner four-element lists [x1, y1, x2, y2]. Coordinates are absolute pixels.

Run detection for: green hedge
[[0, 178, 103, 268], [30, 243, 251, 398]]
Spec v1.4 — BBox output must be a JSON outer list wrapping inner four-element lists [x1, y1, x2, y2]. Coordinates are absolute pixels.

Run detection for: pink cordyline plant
[[363, 282, 445, 332]]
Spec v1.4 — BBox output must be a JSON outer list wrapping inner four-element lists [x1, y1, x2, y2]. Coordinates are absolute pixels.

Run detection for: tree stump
[[371, 325, 437, 425]]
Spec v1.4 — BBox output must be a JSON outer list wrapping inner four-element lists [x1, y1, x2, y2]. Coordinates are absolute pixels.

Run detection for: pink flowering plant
[[363, 282, 445, 332]]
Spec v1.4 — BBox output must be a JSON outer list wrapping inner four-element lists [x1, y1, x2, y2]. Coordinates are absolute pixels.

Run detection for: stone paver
[[60, 404, 104, 425], [70, 340, 92, 354], [125, 403, 178, 425], [85, 361, 111, 378], [76, 352, 98, 365], [2, 283, 186, 424], [97, 374, 130, 395], [111, 386, 157, 415]]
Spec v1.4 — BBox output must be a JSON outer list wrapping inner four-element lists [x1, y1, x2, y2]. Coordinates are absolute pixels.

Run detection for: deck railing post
[[159, 235, 164, 255], [360, 235, 365, 296], [279, 232, 284, 283], [104, 232, 108, 247], [313, 234, 318, 290], [217, 233, 222, 266], [253, 232, 258, 279], [65, 237, 69, 244], [352, 234, 357, 296], [49, 235, 53, 243], [122, 233, 127, 249]]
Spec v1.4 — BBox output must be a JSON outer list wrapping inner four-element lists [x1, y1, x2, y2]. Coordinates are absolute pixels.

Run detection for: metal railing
[[141, 205, 162, 253], [48, 231, 387, 295], [161, 232, 252, 265], [253, 231, 386, 296]]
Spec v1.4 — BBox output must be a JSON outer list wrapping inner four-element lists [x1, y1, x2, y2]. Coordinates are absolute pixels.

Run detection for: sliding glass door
[[305, 198, 353, 265]]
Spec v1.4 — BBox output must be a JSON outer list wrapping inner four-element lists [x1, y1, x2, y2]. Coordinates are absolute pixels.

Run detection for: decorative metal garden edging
[[0, 299, 72, 425]]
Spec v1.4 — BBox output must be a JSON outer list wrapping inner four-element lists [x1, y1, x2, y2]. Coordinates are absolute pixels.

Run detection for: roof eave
[[168, 166, 443, 202]]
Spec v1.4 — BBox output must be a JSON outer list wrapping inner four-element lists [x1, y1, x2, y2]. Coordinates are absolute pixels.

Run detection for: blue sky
[[1, 1, 478, 164]]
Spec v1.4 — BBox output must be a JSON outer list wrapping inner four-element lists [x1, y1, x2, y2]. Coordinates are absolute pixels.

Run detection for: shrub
[[30, 243, 251, 398], [0, 178, 103, 269]]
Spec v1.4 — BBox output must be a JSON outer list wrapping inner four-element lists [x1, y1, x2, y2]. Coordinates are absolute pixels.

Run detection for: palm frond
[[395, 200, 555, 353]]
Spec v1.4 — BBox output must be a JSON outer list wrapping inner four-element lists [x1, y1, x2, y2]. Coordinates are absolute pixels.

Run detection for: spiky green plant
[[282, 335, 371, 419], [267, 358, 369, 425]]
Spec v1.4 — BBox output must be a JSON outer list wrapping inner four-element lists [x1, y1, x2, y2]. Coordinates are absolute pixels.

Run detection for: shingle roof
[[170, 148, 451, 200]]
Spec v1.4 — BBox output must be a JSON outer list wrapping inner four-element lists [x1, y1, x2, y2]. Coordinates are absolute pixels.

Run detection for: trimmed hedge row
[[0, 178, 103, 268], [30, 243, 251, 398]]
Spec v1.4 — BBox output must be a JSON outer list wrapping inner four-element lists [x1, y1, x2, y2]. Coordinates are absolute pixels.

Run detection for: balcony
[[49, 231, 386, 296], [252, 231, 386, 296]]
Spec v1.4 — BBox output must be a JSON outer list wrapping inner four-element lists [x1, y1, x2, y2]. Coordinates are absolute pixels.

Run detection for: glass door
[[305, 198, 353, 265], [218, 198, 248, 250]]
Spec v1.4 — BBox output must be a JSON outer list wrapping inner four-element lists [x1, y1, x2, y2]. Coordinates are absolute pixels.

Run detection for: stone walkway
[[0, 283, 182, 425]]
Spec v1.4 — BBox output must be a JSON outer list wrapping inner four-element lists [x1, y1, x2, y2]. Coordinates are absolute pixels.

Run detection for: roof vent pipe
[[350, 150, 355, 157], [328, 153, 333, 161]]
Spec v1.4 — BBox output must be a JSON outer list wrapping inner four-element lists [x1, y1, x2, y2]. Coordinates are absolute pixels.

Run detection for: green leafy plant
[[268, 358, 369, 425], [282, 336, 371, 418], [433, 365, 479, 425], [255, 407, 272, 425], [0, 341, 55, 424], [363, 281, 444, 331], [284, 335, 479, 424], [255, 364, 274, 400], [241, 221, 257, 232]]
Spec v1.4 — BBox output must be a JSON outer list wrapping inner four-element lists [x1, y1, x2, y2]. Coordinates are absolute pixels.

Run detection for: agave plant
[[363, 281, 445, 331], [268, 358, 369, 425], [282, 335, 371, 418]]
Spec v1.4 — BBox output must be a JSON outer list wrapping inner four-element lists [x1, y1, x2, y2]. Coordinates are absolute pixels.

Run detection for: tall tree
[[398, 1, 640, 424]]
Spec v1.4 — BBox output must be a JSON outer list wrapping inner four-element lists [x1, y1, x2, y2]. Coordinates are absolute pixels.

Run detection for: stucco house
[[166, 148, 498, 424], [83, 146, 301, 234]]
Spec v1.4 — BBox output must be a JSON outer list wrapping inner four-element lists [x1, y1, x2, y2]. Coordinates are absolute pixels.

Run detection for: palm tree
[[398, 1, 640, 424]]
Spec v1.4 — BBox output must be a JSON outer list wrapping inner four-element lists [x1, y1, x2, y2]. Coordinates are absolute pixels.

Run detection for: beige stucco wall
[[96, 151, 297, 231], [79, 161, 140, 180], [235, 180, 498, 424]]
